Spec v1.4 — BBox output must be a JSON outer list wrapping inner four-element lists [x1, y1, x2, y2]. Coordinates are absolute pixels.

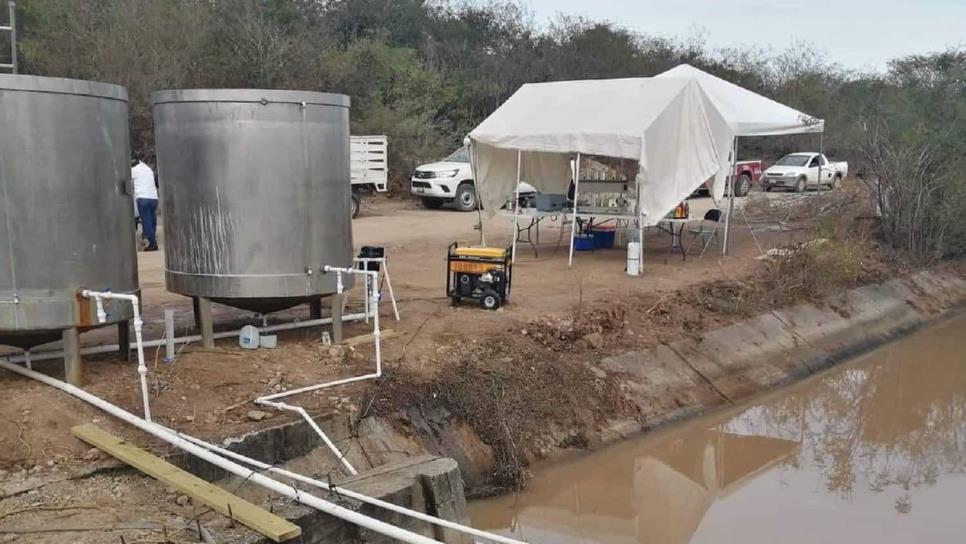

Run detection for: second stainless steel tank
[[152, 89, 354, 313]]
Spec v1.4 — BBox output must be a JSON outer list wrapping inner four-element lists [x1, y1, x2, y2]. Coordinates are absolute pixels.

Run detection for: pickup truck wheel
[[832, 175, 842, 189], [454, 182, 478, 212], [350, 193, 360, 219], [421, 197, 444, 210], [794, 176, 806, 193], [735, 173, 752, 197]]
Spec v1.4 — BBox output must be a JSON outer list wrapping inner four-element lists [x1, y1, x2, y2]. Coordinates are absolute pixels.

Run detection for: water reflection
[[470, 315, 966, 543]]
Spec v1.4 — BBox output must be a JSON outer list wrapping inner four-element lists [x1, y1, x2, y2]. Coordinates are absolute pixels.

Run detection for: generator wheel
[[480, 289, 502, 310]]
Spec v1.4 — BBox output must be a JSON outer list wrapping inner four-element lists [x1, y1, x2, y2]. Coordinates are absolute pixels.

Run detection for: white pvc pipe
[[82, 290, 151, 422], [255, 265, 383, 476], [353, 257, 400, 322], [0, 358, 443, 544], [2, 313, 369, 365], [170, 429, 527, 544]]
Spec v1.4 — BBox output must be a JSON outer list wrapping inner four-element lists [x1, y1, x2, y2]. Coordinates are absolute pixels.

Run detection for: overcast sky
[[525, 0, 965, 72]]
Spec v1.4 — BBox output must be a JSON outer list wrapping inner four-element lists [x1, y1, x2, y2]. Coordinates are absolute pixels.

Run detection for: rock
[[589, 366, 607, 379], [267, 374, 283, 388], [247, 410, 269, 421], [83, 448, 102, 461], [580, 332, 604, 350], [175, 494, 190, 506], [520, 329, 528, 335]]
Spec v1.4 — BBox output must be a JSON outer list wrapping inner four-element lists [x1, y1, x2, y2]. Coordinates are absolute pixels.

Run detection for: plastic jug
[[239, 325, 260, 349]]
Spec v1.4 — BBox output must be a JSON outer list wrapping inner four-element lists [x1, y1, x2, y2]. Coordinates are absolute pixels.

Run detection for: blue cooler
[[574, 233, 595, 251], [591, 228, 616, 249]]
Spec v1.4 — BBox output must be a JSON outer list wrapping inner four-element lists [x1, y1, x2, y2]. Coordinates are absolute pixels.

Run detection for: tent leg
[[722, 137, 738, 255], [567, 153, 581, 268], [466, 140, 486, 246], [817, 132, 825, 193], [511, 150, 521, 262]]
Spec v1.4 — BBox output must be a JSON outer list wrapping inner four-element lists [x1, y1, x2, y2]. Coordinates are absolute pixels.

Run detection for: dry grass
[[367, 336, 628, 494]]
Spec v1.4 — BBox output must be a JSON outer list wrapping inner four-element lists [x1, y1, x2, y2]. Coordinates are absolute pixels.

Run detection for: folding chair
[[686, 209, 722, 258]]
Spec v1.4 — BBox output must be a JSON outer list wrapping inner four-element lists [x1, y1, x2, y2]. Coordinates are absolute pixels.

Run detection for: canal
[[470, 314, 966, 543]]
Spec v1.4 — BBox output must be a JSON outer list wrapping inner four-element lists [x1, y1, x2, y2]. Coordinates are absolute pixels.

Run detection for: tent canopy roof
[[656, 64, 824, 136], [468, 77, 709, 159], [467, 77, 722, 224]]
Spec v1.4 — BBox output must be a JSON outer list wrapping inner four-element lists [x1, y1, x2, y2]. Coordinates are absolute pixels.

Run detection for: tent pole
[[722, 136, 738, 255], [637, 175, 644, 274], [511, 150, 522, 262], [467, 139, 486, 246], [567, 153, 581, 268], [817, 131, 825, 194]]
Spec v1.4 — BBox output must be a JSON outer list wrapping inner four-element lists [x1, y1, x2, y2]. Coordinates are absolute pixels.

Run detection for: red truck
[[693, 160, 763, 197]]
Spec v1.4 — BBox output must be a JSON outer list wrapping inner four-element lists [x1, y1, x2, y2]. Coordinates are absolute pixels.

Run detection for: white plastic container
[[239, 325, 260, 349], [626, 241, 641, 276], [259, 334, 278, 349]]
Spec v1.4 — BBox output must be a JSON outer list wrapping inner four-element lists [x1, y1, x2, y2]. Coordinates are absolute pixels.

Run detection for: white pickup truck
[[411, 146, 536, 211], [761, 153, 848, 193]]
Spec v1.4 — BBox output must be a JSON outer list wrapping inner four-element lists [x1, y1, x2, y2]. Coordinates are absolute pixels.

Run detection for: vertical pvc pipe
[[568, 153, 582, 268], [511, 149, 522, 263], [164, 309, 175, 363]]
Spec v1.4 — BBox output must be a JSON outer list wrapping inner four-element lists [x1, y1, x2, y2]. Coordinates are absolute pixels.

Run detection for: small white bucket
[[626, 241, 641, 276], [259, 334, 278, 349], [239, 325, 260, 349]]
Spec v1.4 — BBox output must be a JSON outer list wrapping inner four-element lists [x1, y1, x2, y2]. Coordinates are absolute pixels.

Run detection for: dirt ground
[[0, 187, 852, 541], [0, 190, 822, 466]]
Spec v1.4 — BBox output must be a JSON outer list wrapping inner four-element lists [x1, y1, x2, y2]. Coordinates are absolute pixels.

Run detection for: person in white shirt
[[131, 157, 159, 251]]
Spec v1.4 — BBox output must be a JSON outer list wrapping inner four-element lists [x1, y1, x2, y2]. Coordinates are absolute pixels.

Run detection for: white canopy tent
[[655, 64, 825, 253], [466, 77, 723, 266]]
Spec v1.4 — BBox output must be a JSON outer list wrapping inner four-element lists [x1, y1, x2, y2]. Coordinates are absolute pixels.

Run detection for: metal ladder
[[1, 1, 16, 73]]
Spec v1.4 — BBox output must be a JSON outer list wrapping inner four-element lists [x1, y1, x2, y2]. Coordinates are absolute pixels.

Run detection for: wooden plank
[[71, 424, 301, 542]]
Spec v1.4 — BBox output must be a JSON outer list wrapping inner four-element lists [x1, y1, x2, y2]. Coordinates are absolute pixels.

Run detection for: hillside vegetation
[[8, 0, 966, 260]]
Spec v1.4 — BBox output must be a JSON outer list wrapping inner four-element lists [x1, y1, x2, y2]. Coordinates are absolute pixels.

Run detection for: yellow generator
[[446, 243, 512, 310]]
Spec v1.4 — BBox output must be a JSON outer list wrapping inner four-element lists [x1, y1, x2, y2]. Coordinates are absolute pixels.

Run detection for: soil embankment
[[365, 269, 966, 496]]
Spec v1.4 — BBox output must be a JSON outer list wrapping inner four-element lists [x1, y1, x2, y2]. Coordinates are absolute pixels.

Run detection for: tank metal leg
[[197, 297, 215, 348], [330, 293, 343, 343], [309, 298, 322, 320], [117, 320, 131, 362], [63, 328, 82, 386]]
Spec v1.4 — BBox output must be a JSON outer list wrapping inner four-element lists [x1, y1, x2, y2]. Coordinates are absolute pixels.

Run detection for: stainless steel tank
[[152, 89, 354, 313], [0, 75, 139, 349]]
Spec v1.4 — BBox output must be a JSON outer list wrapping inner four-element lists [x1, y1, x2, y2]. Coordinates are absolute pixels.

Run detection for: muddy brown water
[[470, 314, 966, 543]]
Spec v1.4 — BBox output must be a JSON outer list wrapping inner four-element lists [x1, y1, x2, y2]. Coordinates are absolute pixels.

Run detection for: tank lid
[[0, 74, 128, 102], [152, 89, 350, 108]]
